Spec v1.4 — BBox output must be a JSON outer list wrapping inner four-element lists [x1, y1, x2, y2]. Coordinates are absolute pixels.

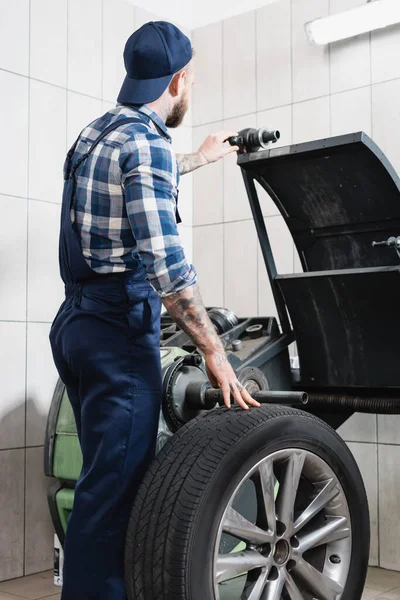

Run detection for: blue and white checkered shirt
[[69, 104, 196, 297]]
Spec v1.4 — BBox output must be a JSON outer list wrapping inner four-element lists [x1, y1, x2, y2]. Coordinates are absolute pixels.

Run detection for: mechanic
[[50, 20, 260, 600]]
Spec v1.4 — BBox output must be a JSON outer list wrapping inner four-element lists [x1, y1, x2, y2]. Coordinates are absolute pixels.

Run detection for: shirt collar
[[118, 103, 171, 143]]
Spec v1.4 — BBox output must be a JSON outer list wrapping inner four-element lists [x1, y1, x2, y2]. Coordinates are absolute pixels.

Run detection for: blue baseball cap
[[117, 21, 193, 105]]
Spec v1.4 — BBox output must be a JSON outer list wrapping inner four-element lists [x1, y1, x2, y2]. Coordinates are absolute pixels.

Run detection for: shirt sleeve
[[119, 133, 197, 297]]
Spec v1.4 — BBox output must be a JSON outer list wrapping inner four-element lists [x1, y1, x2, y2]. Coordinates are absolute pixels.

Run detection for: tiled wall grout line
[[23, 0, 32, 577]]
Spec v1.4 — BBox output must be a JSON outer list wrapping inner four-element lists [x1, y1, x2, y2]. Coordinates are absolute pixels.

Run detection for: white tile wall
[[30, 0, 68, 88], [0, 71, 29, 198], [256, 0, 291, 111], [29, 80, 67, 204], [0, 0, 29, 76], [371, 25, 400, 85], [223, 11, 256, 120], [292, 96, 331, 144], [291, 0, 330, 103], [67, 0, 102, 98], [331, 87, 372, 137], [192, 22, 223, 126], [0, 195, 27, 321], [224, 220, 258, 316], [193, 122, 224, 225], [378, 444, 400, 570], [26, 323, 58, 447], [338, 414, 377, 444], [102, 0, 135, 103], [378, 415, 400, 445], [170, 126, 193, 225], [67, 91, 103, 148], [193, 225, 224, 307], [329, 0, 371, 95], [177, 225, 193, 265], [0, 323, 26, 451], [372, 79, 400, 175], [27, 200, 64, 323], [0, 449, 25, 581]]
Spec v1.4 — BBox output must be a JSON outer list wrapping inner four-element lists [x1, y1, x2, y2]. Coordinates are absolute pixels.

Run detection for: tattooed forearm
[[162, 284, 225, 356], [176, 152, 208, 175]]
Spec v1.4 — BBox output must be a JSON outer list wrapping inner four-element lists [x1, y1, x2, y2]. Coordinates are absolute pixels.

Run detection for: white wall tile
[[135, 7, 162, 29], [192, 22, 223, 126], [223, 11, 256, 120], [347, 442, 379, 566], [329, 0, 371, 95], [0, 71, 29, 198], [170, 127, 194, 225], [0, 0, 29, 76], [25, 447, 53, 575], [27, 200, 64, 323], [378, 444, 400, 570], [67, 91, 102, 148], [292, 0, 329, 103], [193, 225, 224, 307], [293, 97, 330, 144], [0, 323, 26, 451], [68, 0, 102, 98], [224, 220, 258, 316], [223, 114, 257, 223], [177, 224, 193, 265], [331, 87, 372, 138], [0, 449, 24, 581], [193, 122, 224, 225], [30, 0, 68, 88], [102, 0, 135, 103], [29, 80, 66, 204], [338, 414, 377, 444], [0, 196, 27, 321], [256, 0, 291, 111], [378, 415, 400, 445], [371, 25, 400, 85], [26, 322, 58, 447], [372, 79, 400, 176]]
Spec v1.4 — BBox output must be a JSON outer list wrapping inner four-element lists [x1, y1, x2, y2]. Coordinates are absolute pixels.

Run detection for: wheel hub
[[273, 539, 290, 566]]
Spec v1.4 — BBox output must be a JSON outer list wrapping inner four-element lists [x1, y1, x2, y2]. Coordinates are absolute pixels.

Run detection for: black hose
[[307, 393, 400, 414]]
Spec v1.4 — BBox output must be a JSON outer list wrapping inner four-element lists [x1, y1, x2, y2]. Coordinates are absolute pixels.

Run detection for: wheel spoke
[[294, 558, 343, 600], [285, 572, 304, 600], [294, 478, 339, 534], [216, 551, 270, 583], [259, 460, 276, 535], [276, 452, 306, 534], [297, 516, 350, 554], [261, 569, 286, 600], [241, 569, 269, 600], [223, 507, 273, 544]]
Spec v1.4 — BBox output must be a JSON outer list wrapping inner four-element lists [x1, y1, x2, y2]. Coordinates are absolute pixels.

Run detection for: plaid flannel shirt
[[69, 104, 196, 297]]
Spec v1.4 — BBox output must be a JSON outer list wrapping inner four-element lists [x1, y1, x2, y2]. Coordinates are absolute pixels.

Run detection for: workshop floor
[[0, 567, 400, 599]]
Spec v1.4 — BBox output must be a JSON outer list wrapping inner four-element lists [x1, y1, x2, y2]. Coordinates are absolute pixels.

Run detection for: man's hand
[[176, 130, 239, 175], [205, 350, 260, 411], [199, 131, 239, 164]]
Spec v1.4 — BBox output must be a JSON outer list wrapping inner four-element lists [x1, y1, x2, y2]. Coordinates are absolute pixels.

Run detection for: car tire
[[125, 405, 370, 600]]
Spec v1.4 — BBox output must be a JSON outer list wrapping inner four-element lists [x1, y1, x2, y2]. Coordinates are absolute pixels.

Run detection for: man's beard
[[166, 97, 188, 128]]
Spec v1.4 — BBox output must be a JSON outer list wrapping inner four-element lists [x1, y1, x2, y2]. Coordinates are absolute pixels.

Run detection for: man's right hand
[[162, 284, 260, 411]]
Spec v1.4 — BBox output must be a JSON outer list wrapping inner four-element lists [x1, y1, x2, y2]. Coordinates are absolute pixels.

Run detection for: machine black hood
[[238, 132, 400, 271]]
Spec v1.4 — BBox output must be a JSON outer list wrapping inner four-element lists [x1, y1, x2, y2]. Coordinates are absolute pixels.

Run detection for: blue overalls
[[50, 118, 163, 599]]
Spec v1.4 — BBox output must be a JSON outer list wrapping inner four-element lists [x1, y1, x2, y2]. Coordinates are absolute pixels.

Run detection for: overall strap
[[68, 117, 143, 179]]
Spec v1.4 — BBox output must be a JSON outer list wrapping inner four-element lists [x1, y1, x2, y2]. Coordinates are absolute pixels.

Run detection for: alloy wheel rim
[[213, 448, 352, 600]]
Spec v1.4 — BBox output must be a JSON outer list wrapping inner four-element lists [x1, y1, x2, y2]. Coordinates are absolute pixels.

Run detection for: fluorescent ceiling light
[[305, 0, 400, 45]]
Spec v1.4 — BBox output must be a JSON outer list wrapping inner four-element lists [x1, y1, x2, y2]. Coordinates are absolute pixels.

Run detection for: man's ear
[[169, 71, 185, 98]]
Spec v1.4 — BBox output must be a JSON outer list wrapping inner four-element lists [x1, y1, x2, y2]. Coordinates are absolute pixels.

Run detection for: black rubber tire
[[125, 406, 370, 600]]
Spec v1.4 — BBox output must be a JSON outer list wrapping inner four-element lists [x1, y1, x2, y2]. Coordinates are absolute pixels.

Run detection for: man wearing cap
[[50, 20, 259, 600]]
